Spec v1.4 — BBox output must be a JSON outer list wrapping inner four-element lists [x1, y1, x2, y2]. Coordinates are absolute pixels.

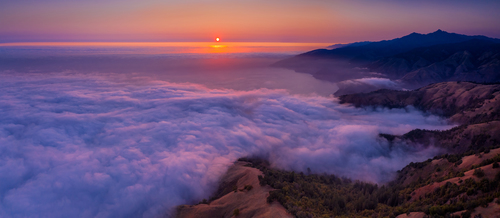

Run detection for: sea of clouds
[[334, 77, 403, 96], [0, 72, 453, 218]]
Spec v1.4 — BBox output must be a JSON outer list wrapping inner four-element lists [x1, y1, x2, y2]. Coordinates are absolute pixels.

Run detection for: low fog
[[334, 77, 403, 96], [0, 72, 453, 217]]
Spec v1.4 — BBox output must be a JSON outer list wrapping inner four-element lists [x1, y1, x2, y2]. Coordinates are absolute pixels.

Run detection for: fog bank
[[334, 77, 403, 96], [0, 72, 452, 217]]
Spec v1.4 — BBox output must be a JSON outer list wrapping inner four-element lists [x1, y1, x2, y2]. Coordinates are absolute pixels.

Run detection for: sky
[[1, 0, 500, 43]]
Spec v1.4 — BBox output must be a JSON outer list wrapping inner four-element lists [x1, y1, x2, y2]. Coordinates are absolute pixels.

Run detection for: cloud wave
[[334, 77, 403, 96], [0, 72, 452, 217]]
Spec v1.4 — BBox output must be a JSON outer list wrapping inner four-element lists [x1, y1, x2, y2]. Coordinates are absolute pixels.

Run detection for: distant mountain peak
[[404, 30, 450, 38], [277, 30, 500, 80], [428, 29, 451, 35]]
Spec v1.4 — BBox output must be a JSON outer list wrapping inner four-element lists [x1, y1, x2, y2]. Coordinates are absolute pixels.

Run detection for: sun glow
[[210, 45, 226, 48], [0, 42, 332, 54], [216, 37, 220, 42]]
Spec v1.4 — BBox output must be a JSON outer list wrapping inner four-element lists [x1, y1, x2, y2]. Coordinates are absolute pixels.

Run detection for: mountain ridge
[[274, 30, 500, 87], [295, 30, 500, 62]]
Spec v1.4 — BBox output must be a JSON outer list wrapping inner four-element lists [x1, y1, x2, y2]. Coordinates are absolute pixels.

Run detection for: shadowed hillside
[[274, 30, 500, 86], [289, 30, 500, 63], [369, 40, 500, 86], [340, 81, 500, 153], [339, 81, 500, 124]]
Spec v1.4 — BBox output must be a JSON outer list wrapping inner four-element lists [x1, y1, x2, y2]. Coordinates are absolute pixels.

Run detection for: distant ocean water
[[0, 42, 338, 96]]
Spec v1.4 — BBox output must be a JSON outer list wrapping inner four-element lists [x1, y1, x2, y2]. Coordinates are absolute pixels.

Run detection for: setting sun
[[215, 37, 220, 42]]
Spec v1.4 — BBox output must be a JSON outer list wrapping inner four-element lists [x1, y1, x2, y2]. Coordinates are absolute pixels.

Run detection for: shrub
[[233, 208, 240, 216], [467, 188, 476, 196], [484, 148, 491, 154], [461, 211, 472, 218], [258, 175, 264, 186], [239, 185, 253, 191], [447, 155, 461, 163], [493, 161, 499, 169], [473, 168, 485, 178]]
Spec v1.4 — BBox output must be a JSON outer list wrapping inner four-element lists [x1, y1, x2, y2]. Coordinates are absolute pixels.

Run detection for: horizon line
[[0, 41, 336, 47]]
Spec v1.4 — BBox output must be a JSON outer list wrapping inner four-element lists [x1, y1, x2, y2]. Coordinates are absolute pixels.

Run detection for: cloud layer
[[0, 72, 452, 217], [334, 77, 403, 96]]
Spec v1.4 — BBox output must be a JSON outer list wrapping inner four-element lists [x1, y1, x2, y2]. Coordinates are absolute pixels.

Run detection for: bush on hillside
[[473, 168, 485, 178], [493, 161, 499, 168]]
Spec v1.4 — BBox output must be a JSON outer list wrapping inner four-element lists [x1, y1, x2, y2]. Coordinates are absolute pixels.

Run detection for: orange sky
[[1, 0, 499, 43], [0, 42, 332, 54]]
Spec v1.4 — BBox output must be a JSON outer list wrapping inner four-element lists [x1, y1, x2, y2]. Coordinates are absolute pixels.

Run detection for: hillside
[[339, 81, 500, 124], [340, 81, 500, 153], [368, 39, 500, 86], [175, 161, 292, 218], [175, 81, 500, 218], [274, 30, 500, 86], [240, 153, 500, 218], [291, 30, 500, 63], [181, 152, 500, 217]]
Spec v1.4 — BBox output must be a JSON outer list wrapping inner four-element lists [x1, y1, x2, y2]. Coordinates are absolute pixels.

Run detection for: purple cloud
[[0, 72, 452, 217]]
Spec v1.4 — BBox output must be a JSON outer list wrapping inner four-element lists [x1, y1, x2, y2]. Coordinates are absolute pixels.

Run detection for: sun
[[215, 37, 220, 42]]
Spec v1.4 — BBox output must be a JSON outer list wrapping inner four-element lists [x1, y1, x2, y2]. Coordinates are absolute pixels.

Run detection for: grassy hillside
[[239, 149, 500, 217]]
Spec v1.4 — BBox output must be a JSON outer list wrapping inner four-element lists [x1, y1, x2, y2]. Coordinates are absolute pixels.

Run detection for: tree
[[492, 161, 499, 168], [233, 208, 240, 216], [473, 168, 485, 178], [461, 211, 472, 218]]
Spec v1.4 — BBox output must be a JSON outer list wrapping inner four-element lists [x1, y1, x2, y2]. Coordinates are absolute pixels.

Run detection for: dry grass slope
[[175, 161, 292, 218]]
